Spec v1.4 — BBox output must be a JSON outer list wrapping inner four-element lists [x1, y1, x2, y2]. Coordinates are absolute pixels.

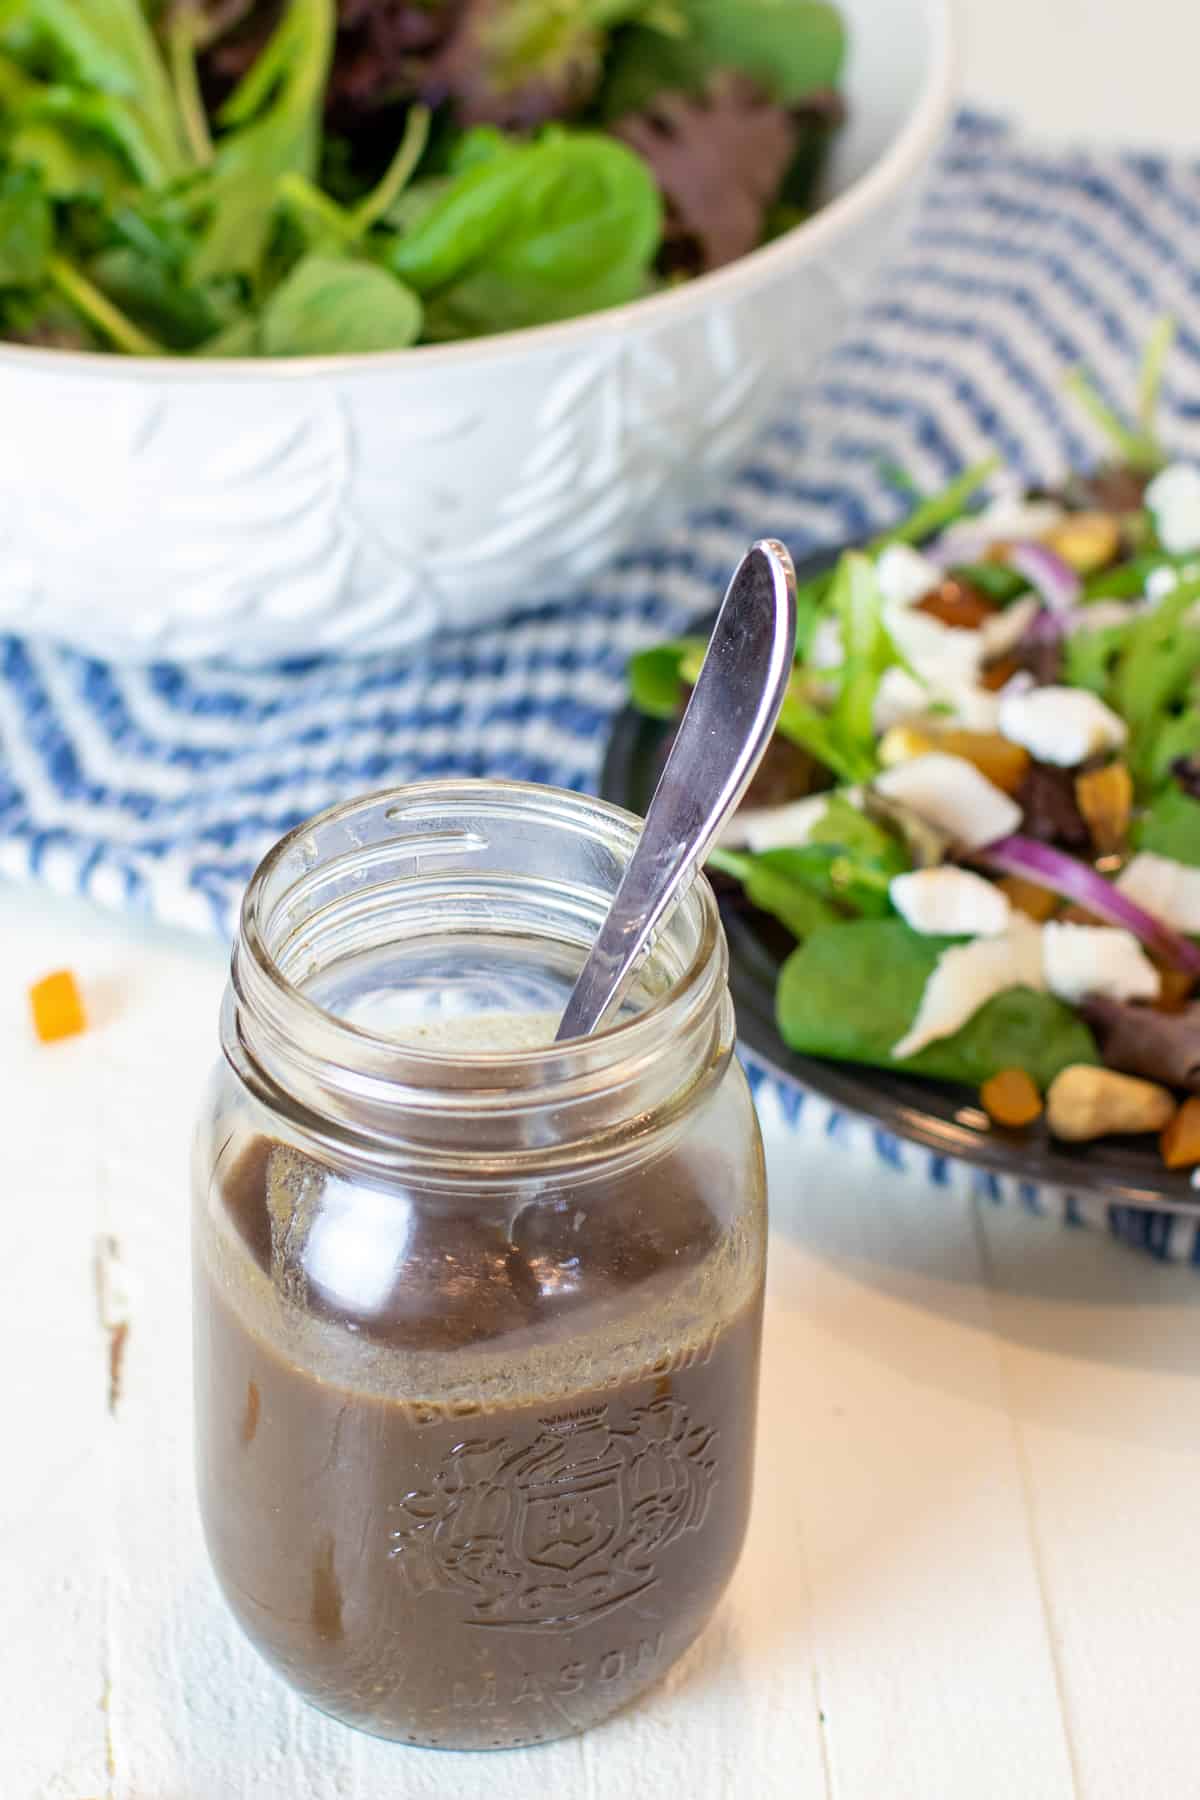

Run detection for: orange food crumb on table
[[29, 969, 87, 1043]]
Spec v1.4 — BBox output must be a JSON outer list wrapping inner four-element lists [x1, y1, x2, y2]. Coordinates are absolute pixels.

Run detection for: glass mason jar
[[193, 781, 767, 1751]]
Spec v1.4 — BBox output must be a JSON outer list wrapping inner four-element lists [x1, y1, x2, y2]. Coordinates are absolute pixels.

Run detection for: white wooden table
[[8, 10, 1200, 1796]]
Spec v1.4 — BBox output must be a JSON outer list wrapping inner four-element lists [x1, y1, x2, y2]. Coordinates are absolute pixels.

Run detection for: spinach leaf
[[776, 918, 1098, 1088], [1134, 785, 1200, 866], [0, 166, 50, 286], [387, 128, 660, 333], [600, 0, 843, 115], [598, 22, 712, 119], [259, 252, 422, 355], [682, 0, 845, 103], [627, 635, 706, 719]]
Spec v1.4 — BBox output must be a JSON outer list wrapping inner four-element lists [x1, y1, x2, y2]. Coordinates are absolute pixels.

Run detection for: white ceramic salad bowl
[[0, 0, 956, 665]]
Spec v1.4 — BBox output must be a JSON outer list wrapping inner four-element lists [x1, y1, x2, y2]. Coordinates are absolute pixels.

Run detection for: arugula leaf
[[776, 918, 1098, 1087], [7, 112, 131, 200], [1144, 708, 1200, 790], [627, 635, 706, 718], [775, 552, 901, 784], [1134, 785, 1200, 867], [711, 793, 904, 939], [948, 561, 1027, 603], [1065, 317, 1174, 474], [1112, 577, 1200, 778], [259, 253, 422, 355], [1063, 619, 1129, 696], [3, 0, 189, 182], [872, 458, 999, 550], [0, 166, 50, 286], [1082, 551, 1195, 600], [188, 0, 334, 283], [808, 791, 908, 874], [710, 846, 841, 940], [45, 250, 163, 353], [827, 550, 894, 773]]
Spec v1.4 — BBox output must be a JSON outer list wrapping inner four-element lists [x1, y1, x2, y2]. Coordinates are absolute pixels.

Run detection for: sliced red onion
[[975, 835, 1200, 974], [1006, 541, 1081, 614], [1022, 606, 1065, 646], [925, 527, 995, 571]]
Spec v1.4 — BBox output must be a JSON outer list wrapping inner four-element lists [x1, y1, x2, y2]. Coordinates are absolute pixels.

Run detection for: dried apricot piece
[[980, 655, 1021, 693], [981, 1068, 1044, 1129], [1162, 1097, 1200, 1170], [30, 969, 87, 1043], [936, 729, 1031, 795], [1075, 761, 1133, 854], [915, 578, 995, 630], [1152, 967, 1197, 1013], [996, 875, 1059, 923]]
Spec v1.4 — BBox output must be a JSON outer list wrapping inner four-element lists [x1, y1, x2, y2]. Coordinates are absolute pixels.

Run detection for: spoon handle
[[556, 538, 797, 1042]]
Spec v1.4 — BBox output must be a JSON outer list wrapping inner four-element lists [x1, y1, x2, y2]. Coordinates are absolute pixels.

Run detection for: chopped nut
[[1044, 511, 1121, 574], [1075, 761, 1133, 854], [1162, 1097, 1200, 1169], [1046, 1065, 1177, 1142], [981, 1068, 1043, 1129], [996, 874, 1060, 923]]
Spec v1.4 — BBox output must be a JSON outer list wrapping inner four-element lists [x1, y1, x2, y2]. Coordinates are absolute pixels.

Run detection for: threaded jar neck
[[223, 781, 732, 1178]]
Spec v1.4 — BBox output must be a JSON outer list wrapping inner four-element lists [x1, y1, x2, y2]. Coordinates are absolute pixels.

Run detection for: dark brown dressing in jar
[[197, 1136, 760, 1748]]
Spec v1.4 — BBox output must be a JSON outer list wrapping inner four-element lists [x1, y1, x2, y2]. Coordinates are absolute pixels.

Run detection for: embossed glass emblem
[[389, 1399, 717, 1631]]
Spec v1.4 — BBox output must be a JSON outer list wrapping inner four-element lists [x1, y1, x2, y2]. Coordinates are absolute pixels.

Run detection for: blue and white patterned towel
[[4, 110, 1200, 1257]]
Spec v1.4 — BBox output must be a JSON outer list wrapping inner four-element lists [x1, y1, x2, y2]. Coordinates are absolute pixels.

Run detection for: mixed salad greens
[[630, 324, 1200, 1167], [0, 0, 846, 356]]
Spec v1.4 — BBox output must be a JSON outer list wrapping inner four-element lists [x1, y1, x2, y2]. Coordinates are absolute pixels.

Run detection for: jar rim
[[227, 780, 730, 1164], [241, 779, 720, 1064]]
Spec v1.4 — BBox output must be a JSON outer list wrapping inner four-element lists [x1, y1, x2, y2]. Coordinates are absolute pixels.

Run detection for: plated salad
[[629, 326, 1200, 1169], [0, 0, 845, 356]]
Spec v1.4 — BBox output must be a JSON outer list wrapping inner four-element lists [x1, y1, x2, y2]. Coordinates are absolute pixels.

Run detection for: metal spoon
[[556, 538, 797, 1042]]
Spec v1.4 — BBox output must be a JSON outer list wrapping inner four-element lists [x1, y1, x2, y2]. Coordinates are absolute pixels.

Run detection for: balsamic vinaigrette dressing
[[196, 1136, 762, 1749]]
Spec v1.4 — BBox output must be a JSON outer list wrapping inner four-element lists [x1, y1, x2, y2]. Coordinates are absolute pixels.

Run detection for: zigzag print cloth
[[4, 111, 1200, 1258]]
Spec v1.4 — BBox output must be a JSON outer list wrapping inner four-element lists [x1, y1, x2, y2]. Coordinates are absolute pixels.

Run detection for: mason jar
[[193, 781, 767, 1750]]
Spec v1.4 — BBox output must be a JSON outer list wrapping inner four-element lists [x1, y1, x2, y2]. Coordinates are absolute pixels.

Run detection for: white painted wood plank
[[0, 1052, 108, 1800], [977, 1204, 1200, 1800], [755, 1085, 1078, 1800]]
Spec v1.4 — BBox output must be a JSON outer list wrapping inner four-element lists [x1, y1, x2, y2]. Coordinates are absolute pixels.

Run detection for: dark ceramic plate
[[600, 690, 1199, 1217]]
